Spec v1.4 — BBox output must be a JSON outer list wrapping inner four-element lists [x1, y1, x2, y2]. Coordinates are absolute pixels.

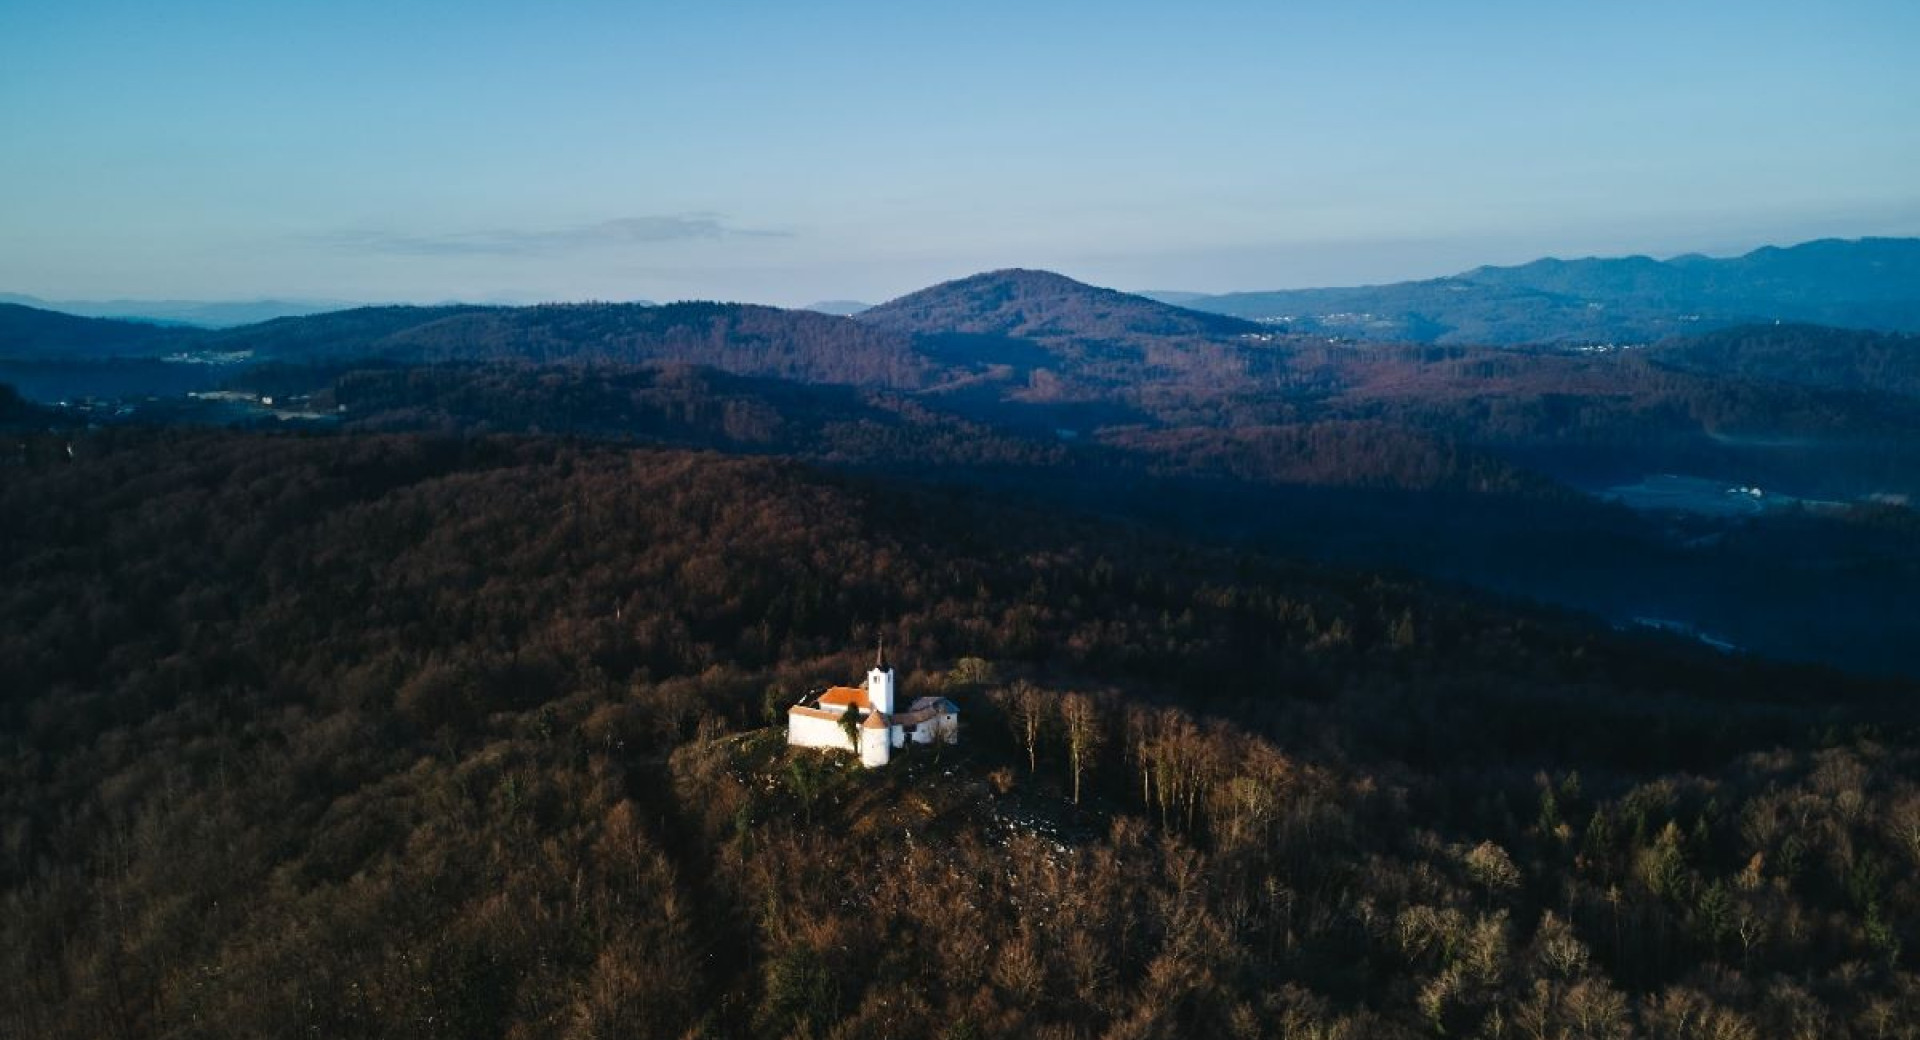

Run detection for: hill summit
[[857, 268, 1262, 340]]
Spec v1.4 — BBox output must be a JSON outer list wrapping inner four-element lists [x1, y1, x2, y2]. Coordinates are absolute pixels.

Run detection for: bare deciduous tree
[[1060, 692, 1103, 805]]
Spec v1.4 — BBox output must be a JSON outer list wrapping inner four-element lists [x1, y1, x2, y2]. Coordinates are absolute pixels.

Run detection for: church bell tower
[[865, 639, 895, 715]]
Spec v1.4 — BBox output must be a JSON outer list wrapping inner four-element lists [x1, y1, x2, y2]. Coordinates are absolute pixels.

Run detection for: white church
[[786, 645, 959, 767]]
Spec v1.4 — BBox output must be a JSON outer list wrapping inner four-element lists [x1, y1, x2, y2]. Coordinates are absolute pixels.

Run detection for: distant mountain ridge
[[0, 293, 359, 328], [0, 293, 659, 328], [802, 300, 872, 316], [1159, 237, 1920, 344]]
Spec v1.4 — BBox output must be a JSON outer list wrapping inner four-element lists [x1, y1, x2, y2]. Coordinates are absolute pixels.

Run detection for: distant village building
[[786, 644, 959, 767]]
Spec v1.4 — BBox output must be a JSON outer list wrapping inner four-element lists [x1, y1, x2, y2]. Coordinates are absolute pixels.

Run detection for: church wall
[[788, 712, 857, 753]]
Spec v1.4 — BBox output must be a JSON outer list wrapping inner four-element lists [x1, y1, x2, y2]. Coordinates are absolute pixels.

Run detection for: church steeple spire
[[876, 636, 889, 670]]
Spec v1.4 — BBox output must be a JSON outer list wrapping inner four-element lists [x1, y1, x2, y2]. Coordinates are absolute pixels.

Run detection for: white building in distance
[[787, 644, 959, 767]]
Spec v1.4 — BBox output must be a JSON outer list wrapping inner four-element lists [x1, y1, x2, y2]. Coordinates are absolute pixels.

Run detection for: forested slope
[[1651, 324, 1920, 400], [2, 430, 1915, 1038], [0, 302, 185, 359]]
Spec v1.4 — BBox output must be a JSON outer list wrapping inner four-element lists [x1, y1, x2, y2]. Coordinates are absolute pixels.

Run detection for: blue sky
[[2, 0, 1917, 305]]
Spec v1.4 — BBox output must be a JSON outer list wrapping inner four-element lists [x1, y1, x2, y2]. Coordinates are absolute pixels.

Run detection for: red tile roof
[[818, 685, 871, 710]]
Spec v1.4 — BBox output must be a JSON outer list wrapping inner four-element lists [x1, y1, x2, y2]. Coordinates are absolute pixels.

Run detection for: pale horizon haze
[[3, 0, 1918, 307]]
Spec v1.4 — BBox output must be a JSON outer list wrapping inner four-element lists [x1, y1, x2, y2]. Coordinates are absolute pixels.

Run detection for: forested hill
[[0, 292, 356, 328], [0, 302, 185, 359], [198, 302, 932, 387], [0, 282, 1295, 401], [0, 301, 934, 388], [1650, 323, 1920, 399], [1165, 236, 1920, 343], [1, 428, 1914, 1037], [858, 268, 1264, 340]]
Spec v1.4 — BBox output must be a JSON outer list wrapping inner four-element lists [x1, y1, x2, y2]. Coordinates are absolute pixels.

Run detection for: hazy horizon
[[5, 1, 1918, 307], [0, 231, 1915, 314]]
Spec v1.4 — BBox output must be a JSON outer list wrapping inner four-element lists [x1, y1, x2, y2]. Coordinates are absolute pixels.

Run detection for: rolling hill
[[0, 274, 1280, 401], [0, 302, 188, 359], [0, 292, 359, 328], [858, 268, 1263, 341], [0, 301, 937, 389], [855, 269, 1280, 397], [193, 302, 933, 387]]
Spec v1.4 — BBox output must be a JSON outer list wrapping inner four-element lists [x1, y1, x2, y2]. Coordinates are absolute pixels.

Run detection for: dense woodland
[[6, 266, 1920, 683], [3, 262, 1920, 1036], [9, 319, 1920, 678], [1651, 324, 1920, 401], [1284, 343, 1920, 497], [2, 429, 1917, 1038], [185, 358, 1916, 679]]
